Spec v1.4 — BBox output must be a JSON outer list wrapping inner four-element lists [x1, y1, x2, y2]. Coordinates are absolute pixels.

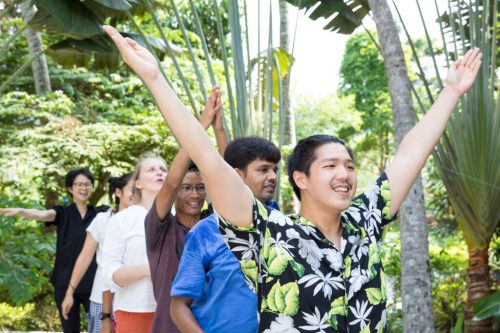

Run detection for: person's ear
[[293, 171, 308, 191], [235, 168, 245, 179]]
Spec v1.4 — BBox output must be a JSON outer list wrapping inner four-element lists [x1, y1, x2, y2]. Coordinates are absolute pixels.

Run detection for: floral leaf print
[[290, 260, 305, 278], [298, 271, 344, 298], [329, 314, 339, 330], [367, 243, 381, 278], [299, 307, 330, 332], [329, 295, 347, 316], [262, 228, 272, 260], [380, 181, 392, 220], [267, 247, 292, 276], [349, 300, 373, 329], [262, 314, 300, 333], [266, 281, 300, 316], [380, 270, 387, 300], [343, 256, 352, 279], [240, 259, 258, 286], [257, 200, 270, 221], [365, 288, 383, 305], [230, 233, 259, 261]]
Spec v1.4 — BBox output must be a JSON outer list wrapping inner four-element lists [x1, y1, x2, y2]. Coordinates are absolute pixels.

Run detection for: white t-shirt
[[102, 205, 156, 312], [86, 210, 113, 303]]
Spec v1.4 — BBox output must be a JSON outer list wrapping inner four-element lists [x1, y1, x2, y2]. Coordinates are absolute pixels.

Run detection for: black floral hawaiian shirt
[[218, 173, 396, 333]]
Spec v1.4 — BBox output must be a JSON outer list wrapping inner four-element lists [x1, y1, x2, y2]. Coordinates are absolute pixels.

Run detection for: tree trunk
[[279, 0, 295, 147], [366, 0, 435, 332], [25, 27, 51, 95], [466, 247, 492, 332]]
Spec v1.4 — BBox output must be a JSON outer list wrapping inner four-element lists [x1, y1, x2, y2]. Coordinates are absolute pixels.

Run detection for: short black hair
[[108, 172, 133, 209], [65, 169, 94, 198], [187, 161, 200, 173], [224, 136, 281, 172], [65, 169, 94, 188], [287, 135, 354, 200]]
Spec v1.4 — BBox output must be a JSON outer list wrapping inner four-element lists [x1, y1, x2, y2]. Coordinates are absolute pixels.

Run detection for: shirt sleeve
[[355, 172, 397, 229], [170, 229, 206, 300], [87, 212, 106, 243], [102, 212, 126, 292], [47, 205, 64, 226], [144, 199, 174, 252]]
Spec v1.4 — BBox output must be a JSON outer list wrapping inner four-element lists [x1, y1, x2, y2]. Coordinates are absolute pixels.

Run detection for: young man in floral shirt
[[104, 25, 481, 333]]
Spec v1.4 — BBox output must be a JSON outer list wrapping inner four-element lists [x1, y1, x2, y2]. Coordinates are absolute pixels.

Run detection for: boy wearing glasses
[[170, 136, 281, 333], [144, 87, 225, 333]]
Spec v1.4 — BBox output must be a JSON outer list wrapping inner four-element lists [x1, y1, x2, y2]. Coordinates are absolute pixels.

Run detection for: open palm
[[446, 48, 482, 96], [103, 25, 160, 81]]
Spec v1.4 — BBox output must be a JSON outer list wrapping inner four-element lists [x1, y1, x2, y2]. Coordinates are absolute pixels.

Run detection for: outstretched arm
[[386, 48, 482, 217], [0, 208, 56, 222], [153, 86, 223, 221], [104, 26, 252, 227]]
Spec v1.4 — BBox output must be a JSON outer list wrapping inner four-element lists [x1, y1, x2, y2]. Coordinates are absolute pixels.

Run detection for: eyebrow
[[320, 157, 354, 164]]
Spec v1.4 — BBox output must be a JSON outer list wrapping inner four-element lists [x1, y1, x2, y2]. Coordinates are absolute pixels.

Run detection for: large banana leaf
[[285, 0, 370, 34], [27, 0, 144, 39], [47, 32, 169, 70]]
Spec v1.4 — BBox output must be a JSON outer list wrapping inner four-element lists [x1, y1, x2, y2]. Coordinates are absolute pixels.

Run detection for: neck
[[139, 191, 157, 211], [176, 211, 201, 229], [73, 200, 88, 217], [299, 197, 342, 242]]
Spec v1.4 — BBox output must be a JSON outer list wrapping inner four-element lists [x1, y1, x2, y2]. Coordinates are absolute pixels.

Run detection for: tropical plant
[[396, 0, 500, 331]]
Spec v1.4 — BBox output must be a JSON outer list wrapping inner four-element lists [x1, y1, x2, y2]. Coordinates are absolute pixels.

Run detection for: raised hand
[[103, 25, 160, 81], [446, 48, 482, 96], [199, 86, 223, 129]]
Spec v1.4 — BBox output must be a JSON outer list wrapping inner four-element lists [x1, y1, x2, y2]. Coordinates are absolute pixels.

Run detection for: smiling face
[[68, 174, 93, 204], [175, 171, 206, 217], [294, 142, 357, 213], [237, 158, 278, 203], [134, 157, 168, 197]]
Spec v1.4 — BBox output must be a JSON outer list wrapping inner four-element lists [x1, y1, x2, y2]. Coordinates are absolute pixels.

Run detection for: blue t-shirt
[[171, 214, 258, 333]]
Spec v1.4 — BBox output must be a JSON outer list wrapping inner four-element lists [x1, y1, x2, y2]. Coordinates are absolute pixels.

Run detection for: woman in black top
[[0, 169, 109, 333]]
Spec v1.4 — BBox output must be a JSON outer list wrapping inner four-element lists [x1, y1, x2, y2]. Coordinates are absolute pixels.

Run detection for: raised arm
[[386, 48, 482, 217], [61, 233, 98, 319], [104, 26, 252, 227], [153, 86, 224, 221], [0, 207, 56, 222]]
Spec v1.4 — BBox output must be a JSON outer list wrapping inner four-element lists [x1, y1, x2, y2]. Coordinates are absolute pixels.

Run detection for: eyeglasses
[[180, 184, 206, 194], [73, 182, 93, 189]]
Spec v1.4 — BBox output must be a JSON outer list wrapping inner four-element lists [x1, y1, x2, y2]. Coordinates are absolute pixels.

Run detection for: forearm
[[65, 253, 94, 296], [112, 264, 149, 287], [170, 297, 204, 333], [146, 77, 222, 173], [155, 149, 191, 221], [18, 208, 56, 222], [144, 76, 252, 227], [394, 86, 460, 168], [102, 290, 113, 313], [214, 127, 229, 156]]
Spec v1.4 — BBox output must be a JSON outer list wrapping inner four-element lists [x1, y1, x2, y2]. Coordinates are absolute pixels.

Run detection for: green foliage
[[382, 225, 470, 332], [338, 31, 394, 174], [473, 290, 500, 321]]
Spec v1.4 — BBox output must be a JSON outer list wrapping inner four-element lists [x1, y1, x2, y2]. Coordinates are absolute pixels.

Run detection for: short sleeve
[[170, 230, 206, 300], [47, 205, 65, 226], [355, 172, 397, 228], [87, 212, 107, 242], [102, 213, 126, 292]]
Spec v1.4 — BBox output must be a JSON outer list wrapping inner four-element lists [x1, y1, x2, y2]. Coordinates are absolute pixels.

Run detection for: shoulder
[[190, 214, 218, 234]]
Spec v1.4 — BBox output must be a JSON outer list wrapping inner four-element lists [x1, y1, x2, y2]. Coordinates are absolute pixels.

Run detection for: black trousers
[[54, 288, 91, 333]]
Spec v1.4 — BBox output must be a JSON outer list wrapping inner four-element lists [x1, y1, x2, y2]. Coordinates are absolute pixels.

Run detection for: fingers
[[103, 25, 131, 56], [463, 48, 481, 68]]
